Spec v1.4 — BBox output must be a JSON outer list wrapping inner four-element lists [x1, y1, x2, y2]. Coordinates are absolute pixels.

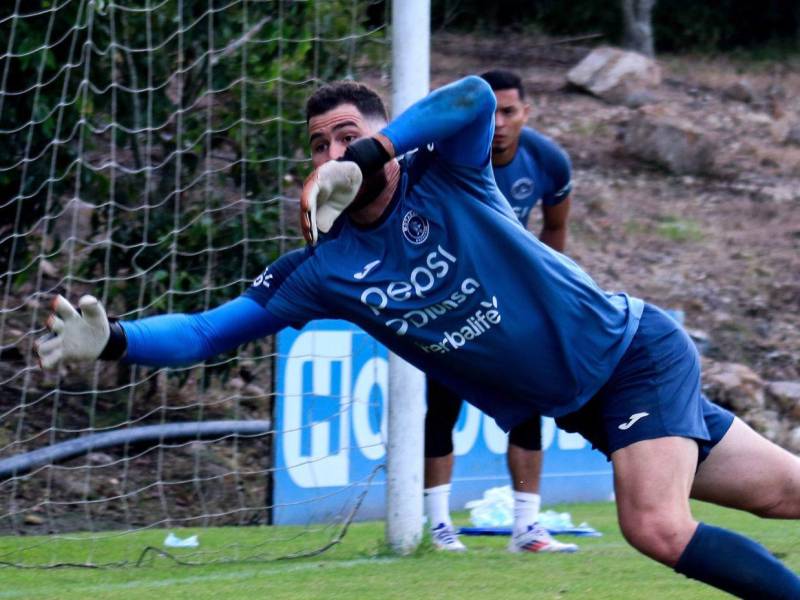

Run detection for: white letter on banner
[[482, 413, 508, 454], [352, 357, 389, 460], [452, 403, 480, 455], [541, 417, 556, 451], [283, 331, 353, 488], [558, 428, 587, 450]]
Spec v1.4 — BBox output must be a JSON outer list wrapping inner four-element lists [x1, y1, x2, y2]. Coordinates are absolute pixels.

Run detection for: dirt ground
[[429, 32, 800, 383]]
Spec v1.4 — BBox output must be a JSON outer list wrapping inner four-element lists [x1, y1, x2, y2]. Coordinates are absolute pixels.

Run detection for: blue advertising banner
[[274, 320, 613, 525]]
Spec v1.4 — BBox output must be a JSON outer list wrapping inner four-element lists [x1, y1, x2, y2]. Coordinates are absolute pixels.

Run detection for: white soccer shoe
[[507, 523, 578, 554], [430, 523, 467, 552]]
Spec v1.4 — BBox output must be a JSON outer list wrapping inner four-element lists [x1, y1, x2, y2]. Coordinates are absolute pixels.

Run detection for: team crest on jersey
[[510, 177, 534, 200], [402, 210, 430, 245]]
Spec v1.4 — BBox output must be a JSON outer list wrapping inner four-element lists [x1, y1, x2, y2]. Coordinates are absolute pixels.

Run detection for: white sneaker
[[430, 523, 467, 552], [507, 523, 578, 554]]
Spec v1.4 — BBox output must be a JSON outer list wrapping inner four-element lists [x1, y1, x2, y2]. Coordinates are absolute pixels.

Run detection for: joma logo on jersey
[[360, 245, 457, 318]]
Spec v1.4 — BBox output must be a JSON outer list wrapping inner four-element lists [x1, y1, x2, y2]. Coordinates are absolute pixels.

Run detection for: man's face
[[307, 102, 388, 209], [308, 103, 384, 168], [492, 88, 529, 154]]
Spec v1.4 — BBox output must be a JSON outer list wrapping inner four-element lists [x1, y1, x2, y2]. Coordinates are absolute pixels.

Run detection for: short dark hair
[[480, 69, 525, 100], [305, 80, 388, 123]]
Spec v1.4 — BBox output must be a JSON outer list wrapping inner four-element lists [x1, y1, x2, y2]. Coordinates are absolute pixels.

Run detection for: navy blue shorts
[[556, 304, 734, 462]]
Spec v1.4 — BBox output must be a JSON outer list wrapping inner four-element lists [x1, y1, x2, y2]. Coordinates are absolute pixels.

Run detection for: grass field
[[0, 500, 797, 599]]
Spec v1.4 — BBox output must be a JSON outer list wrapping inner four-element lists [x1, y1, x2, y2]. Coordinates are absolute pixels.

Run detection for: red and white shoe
[[507, 523, 578, 553], [430, 523, 467, 552]]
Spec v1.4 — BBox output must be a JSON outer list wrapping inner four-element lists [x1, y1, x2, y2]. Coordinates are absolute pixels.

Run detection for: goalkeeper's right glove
[[300, 137, 391, 245], [301, 160, 363, 246], [35, 295, 125, 369]]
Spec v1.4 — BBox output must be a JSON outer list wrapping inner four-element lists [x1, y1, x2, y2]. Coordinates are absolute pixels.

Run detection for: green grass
[[624, 216, 704, 243], [655, 216, 704, 243], [0, 501, 798, 599]]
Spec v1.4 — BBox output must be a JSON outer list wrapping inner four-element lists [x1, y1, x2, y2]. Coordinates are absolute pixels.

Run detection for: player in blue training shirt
[[36, 76, 800, 599], [423, 69, 576, 554]]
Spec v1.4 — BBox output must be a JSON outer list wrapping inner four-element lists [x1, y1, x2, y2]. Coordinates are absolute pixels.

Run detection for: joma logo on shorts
[[618, 412, 650, 430]]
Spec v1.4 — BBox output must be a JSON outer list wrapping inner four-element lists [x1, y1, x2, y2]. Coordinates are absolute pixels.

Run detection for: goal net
[[0, 0, 387, 567]]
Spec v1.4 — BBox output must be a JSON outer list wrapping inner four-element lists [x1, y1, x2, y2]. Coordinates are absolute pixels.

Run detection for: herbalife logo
[[416, 295, 502, 355]]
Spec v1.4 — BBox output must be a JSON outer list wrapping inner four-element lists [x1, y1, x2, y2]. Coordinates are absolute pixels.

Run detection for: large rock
[[702, 360, 765, 412], [766, 381, 800, 417], [51, 196, 95, 245], [771, 116, 800, 146], [742, 408, 783, 441], [722, 79, 756, 104], [622, 106, 715, 175], [784, 426, 800, 453], [567, 46, 661, 105]]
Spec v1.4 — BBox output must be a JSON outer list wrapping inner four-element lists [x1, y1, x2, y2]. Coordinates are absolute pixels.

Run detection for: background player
[[36, 76, 800, 599], [424, 69, 575, 554]]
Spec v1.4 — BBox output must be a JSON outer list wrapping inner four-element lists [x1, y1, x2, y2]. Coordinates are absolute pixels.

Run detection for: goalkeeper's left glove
[[35, 295, 117, 369]]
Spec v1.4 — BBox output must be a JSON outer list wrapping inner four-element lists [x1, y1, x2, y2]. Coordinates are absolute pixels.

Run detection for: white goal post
[[386, 0, 429, 556]]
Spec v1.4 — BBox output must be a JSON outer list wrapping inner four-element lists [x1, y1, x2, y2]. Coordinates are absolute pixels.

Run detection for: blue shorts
[[555, 304, 734, 462]]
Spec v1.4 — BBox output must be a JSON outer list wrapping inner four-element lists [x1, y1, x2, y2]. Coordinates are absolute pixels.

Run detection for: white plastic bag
[[164, 532, 199, 548], [464, 485, 514, 527]]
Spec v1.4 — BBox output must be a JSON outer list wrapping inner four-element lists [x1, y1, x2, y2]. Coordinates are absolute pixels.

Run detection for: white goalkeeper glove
[[301, 160, 363, 245], [36, 295, 110, 369]]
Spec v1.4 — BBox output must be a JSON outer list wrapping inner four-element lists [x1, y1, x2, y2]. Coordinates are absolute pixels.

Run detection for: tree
[[621, 0, 656, 57]]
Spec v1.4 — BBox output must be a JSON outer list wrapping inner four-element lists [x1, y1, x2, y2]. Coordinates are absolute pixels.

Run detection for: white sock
[[513, 491, 541, 535], [424, 483, 452, 529]]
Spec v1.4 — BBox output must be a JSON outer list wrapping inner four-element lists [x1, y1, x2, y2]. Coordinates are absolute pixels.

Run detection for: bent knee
[[619, 511, 696, 566]]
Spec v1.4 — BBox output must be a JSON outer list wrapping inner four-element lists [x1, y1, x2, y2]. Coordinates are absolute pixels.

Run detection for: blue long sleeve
[[381, 75, 495, 167], [120, 296, 287, 367]]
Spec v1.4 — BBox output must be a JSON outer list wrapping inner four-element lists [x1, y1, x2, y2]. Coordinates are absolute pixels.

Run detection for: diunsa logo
[[402, 210, 430, 245]]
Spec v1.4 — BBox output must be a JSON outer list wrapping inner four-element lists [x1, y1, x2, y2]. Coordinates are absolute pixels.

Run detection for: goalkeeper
[[37, 76, 800, 599]]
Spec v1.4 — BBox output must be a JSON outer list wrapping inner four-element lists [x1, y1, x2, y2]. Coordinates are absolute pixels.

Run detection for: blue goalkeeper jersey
[[123, 76, 642, 431], [493, 127, 572, 225], [242, 78, 643, 429]]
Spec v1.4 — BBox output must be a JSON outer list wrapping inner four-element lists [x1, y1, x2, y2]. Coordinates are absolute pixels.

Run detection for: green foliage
[[653, 0, 800, 53], [431, 0, 800, 53], [0, 0, 89, 274], [0, 1, 383, 318], [83, 0, 382, 318]]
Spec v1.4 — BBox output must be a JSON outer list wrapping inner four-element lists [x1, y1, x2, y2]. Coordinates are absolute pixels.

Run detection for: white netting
[[0, 0, 387, 566]]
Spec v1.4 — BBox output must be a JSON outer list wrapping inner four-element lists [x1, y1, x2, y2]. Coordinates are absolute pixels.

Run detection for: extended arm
[[36, 294, 288, 369], [121, 296, 287, 367]]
